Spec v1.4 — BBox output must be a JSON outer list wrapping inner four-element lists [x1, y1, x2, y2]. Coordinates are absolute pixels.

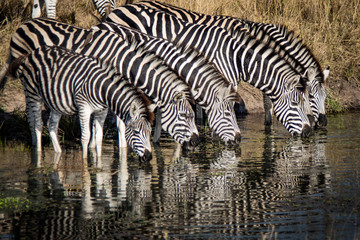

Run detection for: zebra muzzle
[[139, 149, 152, 162], [316, 114, 327, 128], [301, 124, 312, 138], [182, 133, 199, 150]]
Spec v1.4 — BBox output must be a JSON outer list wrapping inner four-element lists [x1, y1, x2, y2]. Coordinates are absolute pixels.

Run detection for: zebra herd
[[0, 0, 329, 162]]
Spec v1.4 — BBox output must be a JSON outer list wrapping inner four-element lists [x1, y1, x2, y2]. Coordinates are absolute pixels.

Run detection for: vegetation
[[1, 0, 359, 113]]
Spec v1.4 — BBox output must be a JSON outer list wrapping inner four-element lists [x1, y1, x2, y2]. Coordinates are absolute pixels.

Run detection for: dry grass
[[0, 0, 359, 111]]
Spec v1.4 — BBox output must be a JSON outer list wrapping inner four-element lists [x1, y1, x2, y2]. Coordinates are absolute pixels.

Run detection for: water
[[0, 112, 360, 239]]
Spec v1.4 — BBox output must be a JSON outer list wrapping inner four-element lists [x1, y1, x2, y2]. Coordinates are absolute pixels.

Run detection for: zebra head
[[309, 66, 329, 128], [125, 102, 153, 162], [160, 91, 199, 149], [206, 86, 241, 145], [272, 75, 312, 137]]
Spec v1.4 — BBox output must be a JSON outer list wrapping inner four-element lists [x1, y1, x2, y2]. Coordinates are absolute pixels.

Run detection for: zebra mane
[[132, 84, 155, 124]]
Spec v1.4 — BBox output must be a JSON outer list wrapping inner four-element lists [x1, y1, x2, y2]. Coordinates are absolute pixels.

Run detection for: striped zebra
[[32, 0, 116, 19], [105, 5, 313, 137], [2, 17, 241, 145], [4, 18, 199, 148], [133, 0, 330, 128], [94, 22, 242, 144], [7, 45, 153, 161]]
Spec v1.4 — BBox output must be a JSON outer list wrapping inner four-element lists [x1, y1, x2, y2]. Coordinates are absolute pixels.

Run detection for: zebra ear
[[323, 66, 330, 82]]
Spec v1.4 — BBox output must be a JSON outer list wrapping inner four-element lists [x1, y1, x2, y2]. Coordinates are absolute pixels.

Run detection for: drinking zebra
[[94, 22, 242, 144], [32, 0, 116, 19], [1, 17, 241, 145], [7, 45, 153, 161], [132, 0, 329, 128], [105, 5, 313, 137], [3, 18, 199, 149]]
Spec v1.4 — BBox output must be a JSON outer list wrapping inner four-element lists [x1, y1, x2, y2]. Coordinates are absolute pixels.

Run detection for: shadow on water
[[0, 112, 360, 239]]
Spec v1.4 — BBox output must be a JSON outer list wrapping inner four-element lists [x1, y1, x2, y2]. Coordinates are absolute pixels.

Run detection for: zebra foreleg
[[47, 110, 62, 153], [25, 96, 43, 152], [153, 108, 162, 144], [92, 109, 108, 159], [44, 0, 57, 19], [31, 0, 44, 18], [78, 104, 94, 159], [195, 104, 204, 125], [116, 117, 127, 148], [263, 93, 273, 126]]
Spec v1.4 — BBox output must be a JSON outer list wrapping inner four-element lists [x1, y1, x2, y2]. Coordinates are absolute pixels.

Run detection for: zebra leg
[[263, 92, 273, 126], [195, 104, 203, 125], [92, 109, 108, 158], [116, 117, 127, 148], [153, 108, 162, 144], [25, 96, 43, 152], [78, 105, 94, 159], [47, 110, 62, 153], [32, 0, 44, 18], [45, 0, 57, 19]]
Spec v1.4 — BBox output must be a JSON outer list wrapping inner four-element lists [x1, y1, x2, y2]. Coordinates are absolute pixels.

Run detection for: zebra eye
[[224, 112, 232, 117]]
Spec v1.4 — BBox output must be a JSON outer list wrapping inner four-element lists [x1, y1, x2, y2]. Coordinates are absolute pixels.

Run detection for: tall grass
[[0, 0, 359, 112]]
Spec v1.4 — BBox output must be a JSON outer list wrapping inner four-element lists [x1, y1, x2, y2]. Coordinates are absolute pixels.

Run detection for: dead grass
[[0, 0, 360, 111]]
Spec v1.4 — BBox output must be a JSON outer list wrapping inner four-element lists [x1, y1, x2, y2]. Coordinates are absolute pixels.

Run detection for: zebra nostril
[[301, 124, 311, 138]]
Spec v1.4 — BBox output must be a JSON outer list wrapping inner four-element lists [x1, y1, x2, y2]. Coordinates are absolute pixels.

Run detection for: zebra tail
[[0, 54, 28, 92], [0, 55, 11, 92]]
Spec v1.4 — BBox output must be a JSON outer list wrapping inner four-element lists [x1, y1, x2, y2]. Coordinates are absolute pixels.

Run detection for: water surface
[[0, 112, 360, 239]]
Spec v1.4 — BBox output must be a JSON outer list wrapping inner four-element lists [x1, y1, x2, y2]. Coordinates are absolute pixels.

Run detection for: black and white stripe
[[31, 0, 116, 19], [105, 4, 312, 137], [5, 18, 198, 147], [94, 22, 242, 144], [135, 0, 329, 128], [8, 45, 153, 161]]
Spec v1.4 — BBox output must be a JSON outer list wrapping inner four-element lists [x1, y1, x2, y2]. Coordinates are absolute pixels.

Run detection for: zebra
[[32, 0, 116, 19], [1, 17, 241, 145], [105, 4, 313, 137], [7, 45, 154, 161], [3, 18, 199, 149], [132, 0, 330, 128], [93, 22, 242, 144]]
